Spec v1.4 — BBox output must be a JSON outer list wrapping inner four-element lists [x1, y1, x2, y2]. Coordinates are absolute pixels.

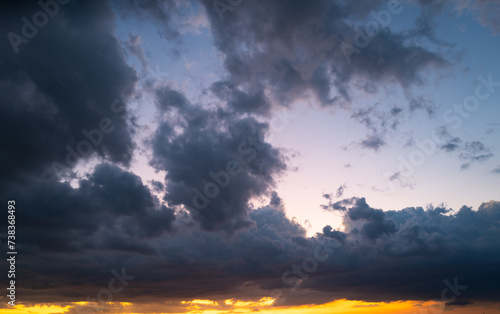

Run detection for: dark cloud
[[0, 192, 314, 304], [389, 171, 402, 182], [459, 141, 493, 160], [435, 127, 464, 154], [198, 0, 449, 111], [493, 166, 500, 174], [150, 179, 165, 192], [322, 193, 332, 200], [310, 198, 500, 302], [435, 127, 494, 169], [440, 140, 461, 152], [269, 190, 283, 207], [360, 134, 386, 151], [407, 94, 436, 115], [323, 197, 397, 241], [0, 0, 137, 189], [0, 162, 177, 302], [320, 185, 348, 210], [390, 107, 403, 115], [3, 192, 499, 306], [150, 86, 287, 232], [458, 140, 494, 169], [322, 225, 347, 243], [3, 163, 175, 255], [210, 80, 271, 116]]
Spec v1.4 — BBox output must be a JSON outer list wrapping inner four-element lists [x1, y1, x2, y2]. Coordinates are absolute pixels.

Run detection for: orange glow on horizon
[[0, 299, 497, 314]]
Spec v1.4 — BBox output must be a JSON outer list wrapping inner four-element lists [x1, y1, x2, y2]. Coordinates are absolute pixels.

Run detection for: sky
[[0, 0, 499, 313]]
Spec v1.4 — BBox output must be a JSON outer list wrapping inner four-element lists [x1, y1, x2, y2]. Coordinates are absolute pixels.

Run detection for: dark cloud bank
[[2, 174, 500, 306], [0, 0, 499, 309]]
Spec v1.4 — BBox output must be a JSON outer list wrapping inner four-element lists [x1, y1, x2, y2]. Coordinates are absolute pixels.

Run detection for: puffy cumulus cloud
[[0, 0, 137, 189], [197, 0, 449, 111], [150, 86, 287, 232], [311, 197, 500, 302], [321, 197, 397, 241]]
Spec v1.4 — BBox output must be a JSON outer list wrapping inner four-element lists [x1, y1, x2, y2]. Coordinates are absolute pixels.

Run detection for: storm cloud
[[0, 0, 137, 189], [150, 86, 287, 232]]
